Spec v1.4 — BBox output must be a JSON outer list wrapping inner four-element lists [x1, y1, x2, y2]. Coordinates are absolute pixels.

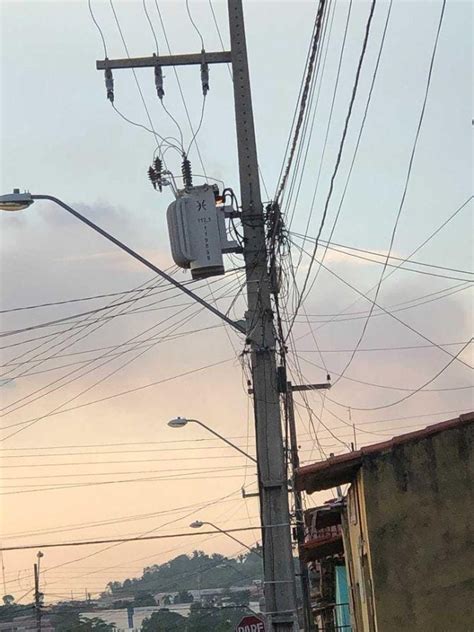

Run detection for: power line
[[289, 282, 471, 325], [331, 0, 448, 387], [0, 527, 263, 552], [295, 340, 470, 354], [1, 274, 242, 417], [274, 0, 327, 204], [293, 195, 473, 353], [2, 464, 249, 481], [296, 0, 393, 289], [0, 472, 257, 497], [0, 357, 233, 438], [288, 0, 377, 335], [290, 232, 473, 279], [297, 353, 472, 393], [326, 338, 472, 411], [185, 0, 205, 51], [142, 0, 159, 53], [291, 238, 472, 370], [153, 0, 208, 178], [88, 0, 108, 58]]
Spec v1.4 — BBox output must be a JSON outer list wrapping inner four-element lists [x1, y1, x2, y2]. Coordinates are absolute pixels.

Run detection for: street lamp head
[[0, 189, 34, 211], [167, 416, 189, 428], [190, 521, 204, 529]]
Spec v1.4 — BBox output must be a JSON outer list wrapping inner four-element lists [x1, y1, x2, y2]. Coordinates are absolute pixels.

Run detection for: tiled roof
[[296, 411, 474, 493]]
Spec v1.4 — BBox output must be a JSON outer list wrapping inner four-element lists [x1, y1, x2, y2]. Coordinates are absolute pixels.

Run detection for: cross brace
[[96, 51, 231, 71]]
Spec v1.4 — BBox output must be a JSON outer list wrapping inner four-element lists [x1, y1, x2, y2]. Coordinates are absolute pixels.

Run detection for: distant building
[[0, 614, 54, 631], [297, 412, 474, 632]]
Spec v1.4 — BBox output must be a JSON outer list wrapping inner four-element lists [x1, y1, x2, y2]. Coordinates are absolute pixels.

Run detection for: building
[[296, 412, 474, 632], [300, 499, 351, 631], [0, 614, 54, 631]]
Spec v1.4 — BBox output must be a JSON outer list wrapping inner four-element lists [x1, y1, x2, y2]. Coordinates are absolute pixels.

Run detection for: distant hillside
[[102, 548, 264, 600]]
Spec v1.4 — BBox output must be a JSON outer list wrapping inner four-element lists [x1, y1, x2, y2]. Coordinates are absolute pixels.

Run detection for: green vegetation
[[104, 549, 263, 598], [141, 604, 253, 632], [52, 605, 115, 631]]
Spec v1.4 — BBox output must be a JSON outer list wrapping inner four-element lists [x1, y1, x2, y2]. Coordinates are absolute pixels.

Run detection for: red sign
[[236, 614, 266, 632]]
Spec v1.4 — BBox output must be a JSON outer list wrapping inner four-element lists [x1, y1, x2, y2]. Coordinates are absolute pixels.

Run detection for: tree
[[173, 590, 194, 604], [187, 604, 251, 632], [226, 590, 250, 606], [141, 609, 186, 632], [53, 608, 115, 631], [134, 591, 156, 607]]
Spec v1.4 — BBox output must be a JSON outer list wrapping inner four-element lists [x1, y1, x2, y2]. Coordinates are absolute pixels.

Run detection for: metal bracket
[[241, 487, 259, 499], [261, 480, 286, 489]]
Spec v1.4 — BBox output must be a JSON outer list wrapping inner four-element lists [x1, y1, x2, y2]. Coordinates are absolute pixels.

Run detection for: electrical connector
[[154, 63, 164, 100], [104, 66, 114, 103], [200, 51, 209, 96]]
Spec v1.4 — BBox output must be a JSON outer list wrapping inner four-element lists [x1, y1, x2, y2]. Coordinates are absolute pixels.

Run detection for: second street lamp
[[168, 417, 257, 463], [189, 520, 261, 557]]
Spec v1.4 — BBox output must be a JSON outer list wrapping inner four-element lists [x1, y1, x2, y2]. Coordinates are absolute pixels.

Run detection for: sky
[[0, 0, 473, 607]]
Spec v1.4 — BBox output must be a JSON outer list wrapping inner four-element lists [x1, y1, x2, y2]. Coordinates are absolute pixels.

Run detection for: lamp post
[[0, 190, 245, 334], [168, 417, 257, 464], [189, 520, 261, 557]]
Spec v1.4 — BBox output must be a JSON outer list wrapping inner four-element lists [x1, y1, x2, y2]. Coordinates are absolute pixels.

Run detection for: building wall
[[361, 422, 474, 631], [342, 475, 377, 632]]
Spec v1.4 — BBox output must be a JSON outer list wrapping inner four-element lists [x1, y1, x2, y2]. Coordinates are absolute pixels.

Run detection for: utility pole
[[287, 382, 331, 632], [96, 2, 298, 629], [228, 3, 297, 630], [34, 551, 43, 632]]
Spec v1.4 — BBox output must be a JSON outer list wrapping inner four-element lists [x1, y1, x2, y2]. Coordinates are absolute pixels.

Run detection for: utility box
[[167, 184, 238, 280]]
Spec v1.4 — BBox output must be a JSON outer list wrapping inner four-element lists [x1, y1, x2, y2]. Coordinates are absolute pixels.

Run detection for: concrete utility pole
[[96, 2, 298, 629], [34, 551, 43, 632], [287, 382, 331, 632], [228, 3, 297, 629]]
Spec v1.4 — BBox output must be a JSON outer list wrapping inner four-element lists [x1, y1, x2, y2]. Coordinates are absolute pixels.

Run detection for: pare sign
[[236, 614, 266, 632]]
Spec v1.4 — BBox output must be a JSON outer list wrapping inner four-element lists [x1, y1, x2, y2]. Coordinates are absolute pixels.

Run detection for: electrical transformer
[[167, 184, 238, 280]]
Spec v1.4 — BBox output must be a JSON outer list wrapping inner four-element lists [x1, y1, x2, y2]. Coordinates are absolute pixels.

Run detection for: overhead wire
[[142, 0, 159, 53], [88, 0, 108, 58], [296, 0, 393, 287], [288, 0, 352, 236], [290, 232, 473, 280], [296, 353, 472, 393], [0, 288, 240, 432], [185, 0, 205, 51], [287, 0, 377, 336], [331, 0, 448, 386], [274, 0, 328, 205], [153, 0, 208, 179], [325, 339, 472, 411], [0, 357, 233, 439], [290, 238, 472, 369]]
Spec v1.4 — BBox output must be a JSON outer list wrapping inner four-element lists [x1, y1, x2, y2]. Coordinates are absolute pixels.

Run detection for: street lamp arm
[[199, 521, 261, 557], [189, 419, 257, 463], [30, 195, 245, 335]]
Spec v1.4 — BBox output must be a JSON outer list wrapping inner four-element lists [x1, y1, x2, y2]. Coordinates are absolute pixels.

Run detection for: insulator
[[181, 156, 193, 189], [104, 66, 114, 103], [200, 58, 209, 96], [153, 157, 163, 192], [147, 166, 157, 190], [154, 64, 164, 100]]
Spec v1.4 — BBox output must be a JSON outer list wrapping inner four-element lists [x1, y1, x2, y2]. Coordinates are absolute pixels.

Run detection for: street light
[[168, 417, 257, 463], [0, 189, 34, 211], [190, 520, 261, 557], [0, 190, 245, 333]]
